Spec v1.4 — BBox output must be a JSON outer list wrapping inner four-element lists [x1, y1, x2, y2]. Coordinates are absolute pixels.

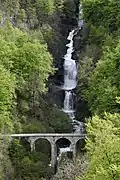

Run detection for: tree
[[77, 113, 120, 180], [9, 139, 52, 180], [48, 108, 73, 133], [0, 23, 55, 179], [0, 64, 15, 133], [82, 40, 120, 115], [0, 24, 54, 91], [0, 64, 15, 179], [82, 0, 120, 33], [36, 0, 55, 15]]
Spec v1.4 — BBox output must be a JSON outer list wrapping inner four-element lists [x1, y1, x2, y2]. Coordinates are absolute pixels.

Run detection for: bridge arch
[[35, 138, 51, 152], [54, 137, 73, 144], [30, 137, 52, 146], [75, 138, 86, 155], [26, 136, 53, 151], [55, 138, 71, 153], [34, 138, 51, 165], [55, 138, 73, 161]]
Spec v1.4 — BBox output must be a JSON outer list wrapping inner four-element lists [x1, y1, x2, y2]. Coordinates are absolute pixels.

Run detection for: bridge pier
[[30, 141, 35, 151], [71, 143, 76, 159], [27, 137, 36, 151], [51, 142, 57, 169]]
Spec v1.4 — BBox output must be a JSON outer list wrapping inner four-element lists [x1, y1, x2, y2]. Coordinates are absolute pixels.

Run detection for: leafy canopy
[[0, 23, 54, 92], [82, 40, 120, 115], [77, 113, 120, 180]]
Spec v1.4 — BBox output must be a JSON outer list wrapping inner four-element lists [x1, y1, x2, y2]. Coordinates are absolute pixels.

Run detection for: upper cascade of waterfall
[[62, 30, 77, 90]]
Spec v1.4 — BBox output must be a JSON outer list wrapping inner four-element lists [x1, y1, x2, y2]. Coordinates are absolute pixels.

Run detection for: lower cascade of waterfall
[[63, 91, 74, 112]]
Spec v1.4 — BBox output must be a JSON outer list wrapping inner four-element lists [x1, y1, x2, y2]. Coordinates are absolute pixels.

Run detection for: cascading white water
[[58, 2, 84, 162], [62, 28, 85, 135], [64, 91, 73, 111], [62, 30, 77, 90], [57, 28, 84, 163], [62, 29, 76, 118], [62, 14, 84, 132]]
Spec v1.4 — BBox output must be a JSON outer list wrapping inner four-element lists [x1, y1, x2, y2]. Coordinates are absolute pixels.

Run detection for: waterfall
[[57, 2, 84, 163], [62, 29, 84, 133], [61, 1, 84, 134]]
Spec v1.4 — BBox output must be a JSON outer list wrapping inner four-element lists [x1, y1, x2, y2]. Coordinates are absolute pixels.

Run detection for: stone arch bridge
[[5, 133, 86, 168]]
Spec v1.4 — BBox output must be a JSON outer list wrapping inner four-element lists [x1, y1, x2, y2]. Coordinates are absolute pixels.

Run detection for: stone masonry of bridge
[[5, 133, 86, 169]]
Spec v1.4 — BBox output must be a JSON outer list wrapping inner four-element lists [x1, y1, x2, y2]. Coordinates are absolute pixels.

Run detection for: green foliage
[[9, 139, 52, 179], [0, 0, 58, 29], [77, 1, 120, 116], [48, 108, 73, 133], [77, 56, 94, 93], [22, 120, 46, 133], [0, 0, 76, 179], [1, 0, 20, 14], [54, 0, 64, 12], [0, 8, 62, 179], [0, 23, 55, 135], [77, 113, 120, 180], [0, 10, 3, 22], [0, 64, 16, 133], [0, 24, 54, 92], [77, 1, 120, 180], [82, 0, 120, 32], [36, 0, 55, 15], [88, 25, 107, 46], [41, 24, 54, 43], [0, 137, 15, 180], [82, 41, 120, 115]]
